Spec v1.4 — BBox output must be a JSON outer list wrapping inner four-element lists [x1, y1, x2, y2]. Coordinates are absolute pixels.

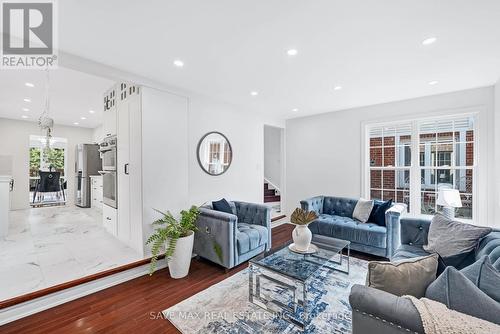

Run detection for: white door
[[116, 83, 141, 250]]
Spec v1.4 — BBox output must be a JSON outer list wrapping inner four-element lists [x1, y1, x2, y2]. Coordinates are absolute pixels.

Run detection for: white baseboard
[[0, 261, 167, 326], [271, 219, 289, 228]]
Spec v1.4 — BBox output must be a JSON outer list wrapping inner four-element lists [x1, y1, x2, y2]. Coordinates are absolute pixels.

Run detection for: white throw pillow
[[353, 198, 374, 223]]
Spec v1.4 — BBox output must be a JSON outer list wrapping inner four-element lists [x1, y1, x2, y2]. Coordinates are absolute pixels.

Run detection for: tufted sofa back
[[476, 230, 500, 270], [400, 218, 431, 246], [322, 196, 358, 218], [234, 201, 270, 226], [400, 218, 500, 270]]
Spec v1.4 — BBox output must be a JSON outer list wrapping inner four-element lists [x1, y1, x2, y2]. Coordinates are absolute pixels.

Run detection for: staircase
[[264, 182, 281, 203]]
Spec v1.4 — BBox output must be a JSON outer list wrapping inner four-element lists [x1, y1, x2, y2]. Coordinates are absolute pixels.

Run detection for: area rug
[[163, 257, 368, 333]]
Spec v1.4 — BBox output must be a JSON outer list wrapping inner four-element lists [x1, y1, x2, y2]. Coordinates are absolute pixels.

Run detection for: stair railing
[[264, 177, 280, 196]]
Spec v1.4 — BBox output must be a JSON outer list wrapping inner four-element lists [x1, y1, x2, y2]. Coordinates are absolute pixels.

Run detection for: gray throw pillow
[[423, 214, 492, 257], [461, 255, 500, 303], [366, 254, 438, 298], [425, 266, 500, 325], [353, 198, 374, 223]]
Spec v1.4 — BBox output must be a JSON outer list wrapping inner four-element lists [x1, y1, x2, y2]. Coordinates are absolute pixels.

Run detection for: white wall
[[286, 87, 497, 227], [188, 95, 283, 206], [0, 118, 94, 210], [60, 54, 285, 209], [141, 88, 189, 254], [92, 125, 103, 143], [264, 125, 283, 190], [495, 79, 500, 222]]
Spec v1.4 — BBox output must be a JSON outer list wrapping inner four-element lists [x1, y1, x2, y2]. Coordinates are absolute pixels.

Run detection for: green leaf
[[213, 241, 223, 263], [147, 206, 201, 275]]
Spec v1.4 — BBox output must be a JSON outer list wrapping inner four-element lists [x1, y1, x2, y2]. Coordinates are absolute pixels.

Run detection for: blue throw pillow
[[461, 255, 500, 303], [436, 251, 476, 276], [368, 199, 392, 226], [212, 198, 233, 214]]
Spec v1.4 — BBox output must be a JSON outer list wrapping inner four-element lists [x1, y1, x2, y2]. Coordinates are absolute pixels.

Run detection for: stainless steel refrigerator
[[75, 144, 102, 208]]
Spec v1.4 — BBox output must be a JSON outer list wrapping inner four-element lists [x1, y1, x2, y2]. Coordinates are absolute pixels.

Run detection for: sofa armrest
[[193, 208, 237, 268], [234, 201, 271, 250], [198, 207, 237, 222], [300, 196, 324, 214], [400, 218, 431, 246], [349, 285, 423, 334], [385, 203, 406, 259]]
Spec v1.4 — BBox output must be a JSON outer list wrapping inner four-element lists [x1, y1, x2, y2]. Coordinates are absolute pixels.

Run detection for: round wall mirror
[[197, 132, 233, 175]]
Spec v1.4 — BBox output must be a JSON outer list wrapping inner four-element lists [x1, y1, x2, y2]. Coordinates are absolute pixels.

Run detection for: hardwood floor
[[1, 224, 379, 333]]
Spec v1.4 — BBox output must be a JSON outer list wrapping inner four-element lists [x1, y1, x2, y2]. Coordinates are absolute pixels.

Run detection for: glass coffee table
[[248, 234, 350, 330]]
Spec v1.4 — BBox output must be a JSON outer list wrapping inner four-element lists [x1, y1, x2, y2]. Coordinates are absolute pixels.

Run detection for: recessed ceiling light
[[422, 37, 437, 45], [428, 80, 439, 85], [173, 59, 184, 67], [23, 98, 31, 103], [89, 110, 95, 114], [22, 107, 29, 112], [25, 82, 35, 87], [250, 91, 258, 96], [21, 115, 29, 119], [333, 86, 343, 91], [73, 122, 79, 125], [287, 49, 298, 56], [292, 108, 299, 112], [80, 116, 87, 120]]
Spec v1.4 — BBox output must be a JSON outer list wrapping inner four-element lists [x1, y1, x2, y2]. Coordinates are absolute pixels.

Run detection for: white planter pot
[[292, 224, 312, 252], [167, 230, 194, 279]]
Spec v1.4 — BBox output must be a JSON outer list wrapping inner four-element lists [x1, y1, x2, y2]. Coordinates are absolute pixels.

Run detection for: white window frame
[[361, 111, 480, 223], [29, 135, 68, 179]]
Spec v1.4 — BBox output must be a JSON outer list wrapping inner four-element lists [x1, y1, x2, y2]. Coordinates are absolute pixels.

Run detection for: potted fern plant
[[146, 206, 200, 279]]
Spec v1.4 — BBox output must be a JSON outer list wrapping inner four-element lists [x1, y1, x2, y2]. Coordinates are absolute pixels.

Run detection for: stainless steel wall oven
[[99, 136, 117, 208]]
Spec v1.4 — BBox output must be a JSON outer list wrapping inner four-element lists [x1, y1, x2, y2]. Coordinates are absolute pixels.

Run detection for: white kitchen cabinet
[[103, 203, 117, 236], [116, 83, 141, 246], [90, 175, 103, 211], [102, 88, 117, 137], [105, 82, 188, 256]]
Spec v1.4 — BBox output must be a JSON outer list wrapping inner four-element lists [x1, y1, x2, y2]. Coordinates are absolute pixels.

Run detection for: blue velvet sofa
[[300, 196, 406, 259], [392, 217, 500, 266], [349, 218, 500, 334], [193, 201, 271, 269]]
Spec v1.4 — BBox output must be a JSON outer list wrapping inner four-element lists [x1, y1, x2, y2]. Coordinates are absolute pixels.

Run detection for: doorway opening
[[264, 125, 285, 223], [29, 135, 68, 207]]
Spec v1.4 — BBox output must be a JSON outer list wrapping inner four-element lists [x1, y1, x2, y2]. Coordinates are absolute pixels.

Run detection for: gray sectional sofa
[[301, 196, 405, 258], [349, 217, 500, 334]]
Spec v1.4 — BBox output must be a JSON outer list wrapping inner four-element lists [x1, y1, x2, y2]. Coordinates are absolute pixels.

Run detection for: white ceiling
[[2, 1, 500, 123], [55, 0, 500, 119], [0, 67, 114, 128]]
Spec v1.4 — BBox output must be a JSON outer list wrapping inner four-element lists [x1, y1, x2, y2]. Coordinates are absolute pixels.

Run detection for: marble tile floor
[[0, 206, 143, 301]]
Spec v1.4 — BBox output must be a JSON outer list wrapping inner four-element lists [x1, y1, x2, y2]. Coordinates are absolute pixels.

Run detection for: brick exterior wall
[[369, 130, 474, 205]]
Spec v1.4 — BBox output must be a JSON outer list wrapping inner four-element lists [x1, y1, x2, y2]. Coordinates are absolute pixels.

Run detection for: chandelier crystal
[[38, 69, 55, 161]]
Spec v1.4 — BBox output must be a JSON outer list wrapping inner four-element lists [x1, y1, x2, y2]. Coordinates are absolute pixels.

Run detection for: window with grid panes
[[419, 116, 474, 219], [367, 115, 475, 219], [369, 123, 411, 210]]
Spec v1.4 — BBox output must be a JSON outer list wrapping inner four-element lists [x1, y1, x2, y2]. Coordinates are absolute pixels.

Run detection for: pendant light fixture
[[38, 68, 54, 161]]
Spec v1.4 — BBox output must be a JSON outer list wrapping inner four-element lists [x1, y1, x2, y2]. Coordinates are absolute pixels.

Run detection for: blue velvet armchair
[[193, 201, 271, 269]]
